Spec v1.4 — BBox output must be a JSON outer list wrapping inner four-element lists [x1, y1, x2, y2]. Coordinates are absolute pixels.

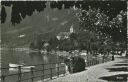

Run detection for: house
[[56, 32, 70, 40], [56, 24, 75, 40]]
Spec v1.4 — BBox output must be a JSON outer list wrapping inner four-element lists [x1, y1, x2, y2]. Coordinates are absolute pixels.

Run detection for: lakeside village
[[26, 25, 125, 73], [1, 1, 127, 75], [1, 1, 127, 82]]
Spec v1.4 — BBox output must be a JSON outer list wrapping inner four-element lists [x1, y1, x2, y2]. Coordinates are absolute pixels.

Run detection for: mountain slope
[[1, 5, 79, 47]]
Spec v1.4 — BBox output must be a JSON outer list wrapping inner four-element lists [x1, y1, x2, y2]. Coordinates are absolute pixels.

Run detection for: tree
[[69, 33, 79, 49], [1, 1, 47, 25], [109, 11, 127, 42], [58, 39, 74, 51], [1, 1, 126, 25], [109, 11, 127, 56], [76, 7, 109, 33], [77, 30, 99, 54], [1, 6, 7, 23], [48, 36, 59, 51], [75, 7, 127, 56]]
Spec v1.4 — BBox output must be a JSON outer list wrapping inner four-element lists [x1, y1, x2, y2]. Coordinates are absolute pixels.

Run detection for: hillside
[[1, 4, 80, 47]]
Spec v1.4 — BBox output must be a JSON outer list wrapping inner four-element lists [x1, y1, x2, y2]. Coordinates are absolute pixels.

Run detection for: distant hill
[[1, 4, 80, 47]]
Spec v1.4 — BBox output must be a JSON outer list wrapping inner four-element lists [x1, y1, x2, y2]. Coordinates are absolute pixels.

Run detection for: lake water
[[1, 48, 65, 82]]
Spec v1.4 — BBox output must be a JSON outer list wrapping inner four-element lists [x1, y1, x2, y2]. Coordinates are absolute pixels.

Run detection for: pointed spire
[[70, 24, 74, 33]]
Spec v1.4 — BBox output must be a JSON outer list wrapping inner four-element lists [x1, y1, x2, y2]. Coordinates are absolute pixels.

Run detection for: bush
[[71, 56, 86, 73]]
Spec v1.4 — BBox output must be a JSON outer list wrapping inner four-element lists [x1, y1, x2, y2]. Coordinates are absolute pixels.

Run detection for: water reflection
[[1, 48, 64, 82], [1, 48, 59, 74], [29, 51, 45, 65]]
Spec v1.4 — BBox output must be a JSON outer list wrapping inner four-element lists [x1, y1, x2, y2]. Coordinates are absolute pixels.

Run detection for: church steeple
[[70, 24, 74, 33]]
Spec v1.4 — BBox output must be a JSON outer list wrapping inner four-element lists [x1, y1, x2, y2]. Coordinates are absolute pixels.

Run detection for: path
[[41, 56, 128, 82]]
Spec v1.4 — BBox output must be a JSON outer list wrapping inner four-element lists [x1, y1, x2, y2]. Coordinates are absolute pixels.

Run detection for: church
[[56, 24, 75, 40]]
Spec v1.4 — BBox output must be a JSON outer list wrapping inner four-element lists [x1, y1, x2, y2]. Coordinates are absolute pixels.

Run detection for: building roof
[[57, 32, 70, 37]]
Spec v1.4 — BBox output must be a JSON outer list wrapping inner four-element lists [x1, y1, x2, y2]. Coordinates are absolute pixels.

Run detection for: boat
[[9, 63, 35, 72]]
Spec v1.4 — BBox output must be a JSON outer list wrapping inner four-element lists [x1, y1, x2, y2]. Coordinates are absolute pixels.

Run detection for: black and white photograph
[[0, 0, 128, 82]]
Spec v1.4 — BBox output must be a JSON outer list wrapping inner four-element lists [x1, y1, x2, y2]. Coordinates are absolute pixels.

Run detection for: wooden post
[[57, 63, 59, 77], [94, 60, 96, 65], [30, 67, 34, 82], [88, 61, 90, 66], [63, 64, 66, 76], [93, 60, 94, 65], [1, 75, 5, 82], [85, 61, 88, 67], [102, 56, 104, 63], [98, 59, 100, 64], [90, 60, 92, 66], [97, 60, 98, 64], [50, 68, 52, 79], [96, 60, 97, 64], [91, 61, 93, 66], [98, 59, 99, 64], [42, 64, 44, 82], [88, 61, 90, 67], [18, 66, 22, 82], [90, 61, 92, 66], [87, 61, 89, 67]]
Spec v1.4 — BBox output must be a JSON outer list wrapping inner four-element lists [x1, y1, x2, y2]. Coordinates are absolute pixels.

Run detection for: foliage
[[1, 1, 126, 55], [109, 11, 127, 42], [1, 1, 126, 25], [75, 7, 126, 54], [2, 1, 47, 25], [48, 36, 59, 51], [1, 6, 7, 23], [64, 56, 85, 73], [76, 8, 109, 32], [77, 30, 96, 51], [58, 39, 74, 51], [71, 56, 85, 73]]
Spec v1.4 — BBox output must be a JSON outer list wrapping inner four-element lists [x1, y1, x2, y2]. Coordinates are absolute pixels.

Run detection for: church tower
[[70, 24, 74, 33]]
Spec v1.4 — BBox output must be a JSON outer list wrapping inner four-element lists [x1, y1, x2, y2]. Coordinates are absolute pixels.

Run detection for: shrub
[[71, 56, 86, 73]]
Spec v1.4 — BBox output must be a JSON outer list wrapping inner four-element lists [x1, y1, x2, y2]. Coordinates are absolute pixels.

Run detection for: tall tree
[[1, 6, 7, 23], [75, 7, 127, 56], [48, 36, 59, 51]]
